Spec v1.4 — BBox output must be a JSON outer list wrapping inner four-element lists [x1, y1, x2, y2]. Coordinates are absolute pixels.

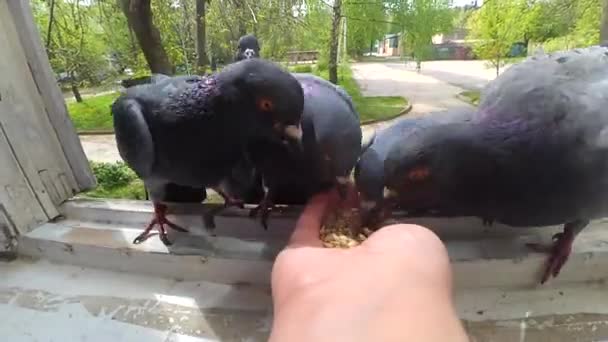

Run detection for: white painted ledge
[[16, 198, 608, 289]]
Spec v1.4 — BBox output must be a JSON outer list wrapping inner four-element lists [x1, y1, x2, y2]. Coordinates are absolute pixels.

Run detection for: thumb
[[288, 190, 338, 248]]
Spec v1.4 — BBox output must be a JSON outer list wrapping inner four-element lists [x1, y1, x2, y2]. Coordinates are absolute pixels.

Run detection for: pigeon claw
[[133, 204, 188, 246], [527, 231, 574, 284], [249, 201, 273, 230], [203, 194, 246, 230], [213, 187, 245, 209]]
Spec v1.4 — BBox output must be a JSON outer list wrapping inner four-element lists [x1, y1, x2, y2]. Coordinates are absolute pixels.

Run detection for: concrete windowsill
[[16, 198, 608, 289], [10, 198, 608, 340]]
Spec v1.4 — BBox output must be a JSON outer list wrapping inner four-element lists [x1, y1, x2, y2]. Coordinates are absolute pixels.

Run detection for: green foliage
[[67, 92, 119, 132], [524, 0, 600, 48], [459, 90, 480, 106], [467, 0, 528, 76], [85, 161, 146, 200], [289, 64, 313, 73], [90, 161, 138, 189], [387, 0, 454, 65], [343, 0, 387, 56], [84, 180, 147, 200], [206, 0, 331, 63], [32, 0, 111, 87], [313, 64, 408, 123]]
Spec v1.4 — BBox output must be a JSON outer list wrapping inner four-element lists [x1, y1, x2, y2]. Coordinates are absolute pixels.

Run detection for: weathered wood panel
[[6, 0, 96, 191], [0, 1, 100, 232], [0, 121, 48, 234]]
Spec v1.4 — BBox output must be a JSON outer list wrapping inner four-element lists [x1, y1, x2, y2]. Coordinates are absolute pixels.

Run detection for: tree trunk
[[46, 0, 56, 53], [195, 0, 207, 74], [71, 83, 83, 103], [328, 0, 342, 85], [602, 0, 608, 44], [120, 0, 173, 75]]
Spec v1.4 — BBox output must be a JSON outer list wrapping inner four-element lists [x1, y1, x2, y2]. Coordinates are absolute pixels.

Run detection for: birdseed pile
[[320, 208, 373, 248]]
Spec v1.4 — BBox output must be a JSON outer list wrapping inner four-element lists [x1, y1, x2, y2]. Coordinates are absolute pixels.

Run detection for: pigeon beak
[[282, 124, 303, 151], [283, 124, 302, 141], [383, 187, 398, 200], [336, 176, 349, 185]]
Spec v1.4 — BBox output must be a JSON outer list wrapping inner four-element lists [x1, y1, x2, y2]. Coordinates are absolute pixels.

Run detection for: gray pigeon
[[383, 46, 608, 283], [235, 34, 261, 61], [248, 73, 362, 228], [355, 107, 475, 228], [112, 58, 304, 245]]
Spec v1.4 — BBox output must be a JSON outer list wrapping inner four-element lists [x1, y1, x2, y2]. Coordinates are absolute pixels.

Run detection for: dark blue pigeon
[[247, 73, 362, 228], [355, 107, 475, 228], [235, 34, 261, 61], [112, 58, 304, 245], [383, 46, 608, 283]]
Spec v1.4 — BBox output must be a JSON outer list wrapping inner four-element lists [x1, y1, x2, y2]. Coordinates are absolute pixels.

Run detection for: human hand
[[269, 188, 468, 342]]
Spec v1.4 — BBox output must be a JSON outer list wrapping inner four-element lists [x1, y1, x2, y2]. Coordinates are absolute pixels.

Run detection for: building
[[377, 33, 401, 57], [376, 28, 477, 60]]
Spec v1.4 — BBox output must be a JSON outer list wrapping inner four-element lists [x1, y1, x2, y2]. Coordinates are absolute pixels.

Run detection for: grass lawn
[[459, 90, 481, 106], [67, 92, 120, 132], [312, 64, 408, 123], [67, 63, 407, 132]]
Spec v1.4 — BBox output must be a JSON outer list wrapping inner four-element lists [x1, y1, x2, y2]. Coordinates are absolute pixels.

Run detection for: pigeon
[[112, 58, 305, 245], [383, 45, 608, 283], [120, 73, 260, 226], [235, 34, 261, 61], [247, 73, 362, 228], [355, 107, 475, 228]]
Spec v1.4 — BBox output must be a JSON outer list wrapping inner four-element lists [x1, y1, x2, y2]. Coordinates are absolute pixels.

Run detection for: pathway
[[354, 61, 483, 141]]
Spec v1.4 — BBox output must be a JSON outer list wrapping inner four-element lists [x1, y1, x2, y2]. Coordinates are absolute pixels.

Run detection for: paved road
[[80, 134, 122, 163], [81, 60, 495, 162], [354, 60, 494, 141], [416, 60, 510, 91]]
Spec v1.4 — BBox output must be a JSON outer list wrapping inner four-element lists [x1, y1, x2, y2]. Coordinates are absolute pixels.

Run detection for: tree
[[343, 0, 386, 57], [328, 0, 343, 84], [523, 0, 577, 44], [467, 0, 528, 77], [603, 0, 608, 43], [120, 0, 174, 75], [196, 0, 207, 73], [32, 0, 107, 102], [388, 0, 453, 70]]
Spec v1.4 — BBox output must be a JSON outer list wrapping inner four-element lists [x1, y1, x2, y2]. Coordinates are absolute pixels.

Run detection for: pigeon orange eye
[[407, 166, 430, 182], [258, 98, 274, 112]]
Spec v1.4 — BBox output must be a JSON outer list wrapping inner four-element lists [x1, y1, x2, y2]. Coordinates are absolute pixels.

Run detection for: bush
[[90, 161, 137, 189], [291, 64, 313, 73], [316, 58, 329, 72]]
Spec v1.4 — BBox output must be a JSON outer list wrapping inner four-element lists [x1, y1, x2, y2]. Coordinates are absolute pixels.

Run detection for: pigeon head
[[383, 124, 452, 211], [354, 146, 387, 226], [218, 58, 304, 148], [384, 122, 492, 212], [235, 35, 261, 61]]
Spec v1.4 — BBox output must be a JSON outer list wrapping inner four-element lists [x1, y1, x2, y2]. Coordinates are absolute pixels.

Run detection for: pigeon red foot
[[133, 203, 188, 246], [249, 190, 274, 230], [203, 187, 246, 229], [527, 220, 588, 284]]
